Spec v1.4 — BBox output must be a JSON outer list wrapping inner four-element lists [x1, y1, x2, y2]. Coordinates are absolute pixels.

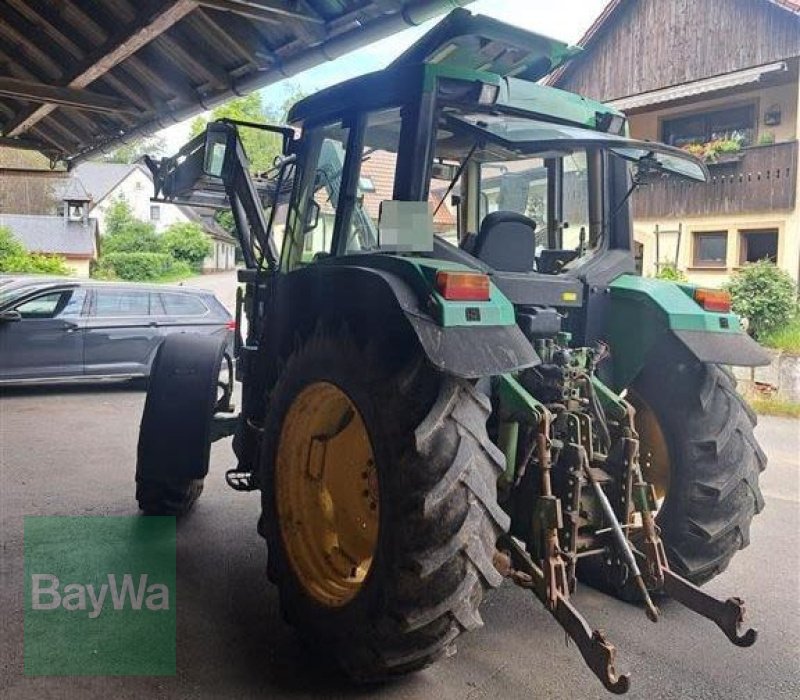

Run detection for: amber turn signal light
[[694, 288, 731, 313], [435, 271, 491, 301]]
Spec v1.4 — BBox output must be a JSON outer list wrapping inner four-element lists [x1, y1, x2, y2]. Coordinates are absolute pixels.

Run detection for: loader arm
[[145, 120, 294, 270]]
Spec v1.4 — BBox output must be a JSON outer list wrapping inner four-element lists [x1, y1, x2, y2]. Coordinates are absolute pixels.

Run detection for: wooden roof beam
[[196, 0, 324, 25], [0, 77, 139, 115], [0, 134, 59, 153], [6, 0, 198, 137]]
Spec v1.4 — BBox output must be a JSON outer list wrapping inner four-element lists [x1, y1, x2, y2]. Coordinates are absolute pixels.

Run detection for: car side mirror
[[0, 309, 21, 323], [304, 199, 321, 233]]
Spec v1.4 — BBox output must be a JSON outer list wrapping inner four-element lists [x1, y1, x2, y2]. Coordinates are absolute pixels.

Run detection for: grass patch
[[760, 317, 800, 354], [747, 396, 800, 418]]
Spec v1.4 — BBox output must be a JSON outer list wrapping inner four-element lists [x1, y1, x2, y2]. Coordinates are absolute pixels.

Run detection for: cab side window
[[282, 122, 350, 270]]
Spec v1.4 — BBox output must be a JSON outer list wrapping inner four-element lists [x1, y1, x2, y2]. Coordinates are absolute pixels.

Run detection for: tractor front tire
[[136, 477, 204, 516], [632, 361, 766, 585], [260, 330, 509, 681]]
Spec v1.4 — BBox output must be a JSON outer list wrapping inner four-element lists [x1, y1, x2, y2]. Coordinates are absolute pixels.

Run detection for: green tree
[[726, 260, 798, 338], [160, 222, 212, 270], [189, 87, 306, 172], [190, 93, 281, 172], [0, 226, 70, 274], [214, 209, 235, 235], [102, 199, 162, 254]]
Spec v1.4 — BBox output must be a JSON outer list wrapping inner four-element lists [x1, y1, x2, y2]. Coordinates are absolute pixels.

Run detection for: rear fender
[[604, 275, 770, 391], [268, 264, 538, 380]]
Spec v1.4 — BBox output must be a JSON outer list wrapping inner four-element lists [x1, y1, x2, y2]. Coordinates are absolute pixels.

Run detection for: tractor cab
[[272, 9, 708, 283]]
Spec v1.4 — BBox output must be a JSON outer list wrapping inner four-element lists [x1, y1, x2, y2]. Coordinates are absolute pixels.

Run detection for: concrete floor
[[0, 385, 798, 699]]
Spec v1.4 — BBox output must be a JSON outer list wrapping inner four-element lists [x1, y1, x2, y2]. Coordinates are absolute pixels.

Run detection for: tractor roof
[[287, 9, 622, 132]]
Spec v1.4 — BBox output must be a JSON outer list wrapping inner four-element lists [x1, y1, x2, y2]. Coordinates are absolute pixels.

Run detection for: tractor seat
[[472, 211, 536, 273], [459, 231, 477, 254]]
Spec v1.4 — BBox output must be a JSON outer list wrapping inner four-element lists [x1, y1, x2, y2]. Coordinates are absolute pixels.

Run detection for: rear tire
[[632, 361, 766, 585], [260, 329, 509, 680]]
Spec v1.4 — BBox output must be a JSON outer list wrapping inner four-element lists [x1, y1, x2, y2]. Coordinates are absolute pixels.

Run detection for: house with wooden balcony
[[548, 0, 800, 286]]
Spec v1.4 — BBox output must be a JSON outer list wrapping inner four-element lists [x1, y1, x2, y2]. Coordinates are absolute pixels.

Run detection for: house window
[[740, 228, 778, 264], [693, 231, 728, 267], [662, 104, 755, 148], [150, 205, 160, 221]]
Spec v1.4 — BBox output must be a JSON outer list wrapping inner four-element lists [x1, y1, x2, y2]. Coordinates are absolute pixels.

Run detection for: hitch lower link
[[494, 412, 757, 694]]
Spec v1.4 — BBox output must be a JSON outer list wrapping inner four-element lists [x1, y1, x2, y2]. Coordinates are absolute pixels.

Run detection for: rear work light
[[435, 271, 491, 301], [694, 288, 731, 313]]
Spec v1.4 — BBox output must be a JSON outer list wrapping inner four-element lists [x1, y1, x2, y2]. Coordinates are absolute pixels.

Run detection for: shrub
[[655, 264, 687, 282], [97, 252, 178, 281], [0, 226, 70, 275], [726, 261, 798, 339], [102, 221, 162, 255], [160, 222, 212, 269]]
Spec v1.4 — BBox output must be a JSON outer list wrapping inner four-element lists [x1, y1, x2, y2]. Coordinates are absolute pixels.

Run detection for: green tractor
[[138, 10, 767, 693]]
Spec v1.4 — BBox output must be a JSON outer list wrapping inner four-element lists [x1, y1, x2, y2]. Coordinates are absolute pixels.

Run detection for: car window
[[94, 289, 150, 317], [160, 293, 208, 316], [14, 289, 85, 319]]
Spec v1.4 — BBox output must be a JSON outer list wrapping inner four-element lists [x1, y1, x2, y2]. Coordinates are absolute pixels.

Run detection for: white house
[[73, 162, 237, 273]]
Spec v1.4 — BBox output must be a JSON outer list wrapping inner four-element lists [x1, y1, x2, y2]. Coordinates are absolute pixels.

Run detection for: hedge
[[95, 252, 191, 281]]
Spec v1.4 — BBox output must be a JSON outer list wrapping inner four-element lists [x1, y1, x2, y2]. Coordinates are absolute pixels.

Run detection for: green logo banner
[[24, 516, 176, 676]]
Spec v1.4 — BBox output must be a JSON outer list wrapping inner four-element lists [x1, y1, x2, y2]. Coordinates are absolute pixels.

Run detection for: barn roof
[[0, 213, 97, 257], [0, 0, 471, 165]]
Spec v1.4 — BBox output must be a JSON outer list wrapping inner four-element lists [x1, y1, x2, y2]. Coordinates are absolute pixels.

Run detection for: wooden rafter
[[0, 77, 139, 114], [5, 0, 197, 137], [196, 0, 324, 25]]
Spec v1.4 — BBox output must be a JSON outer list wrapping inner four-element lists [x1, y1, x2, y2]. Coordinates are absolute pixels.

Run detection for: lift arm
[[145, 120, 295, 270]]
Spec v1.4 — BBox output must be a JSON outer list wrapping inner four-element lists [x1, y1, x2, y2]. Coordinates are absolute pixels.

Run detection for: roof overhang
[[0, 0, 474, 165], [606, 61, 790, 112]]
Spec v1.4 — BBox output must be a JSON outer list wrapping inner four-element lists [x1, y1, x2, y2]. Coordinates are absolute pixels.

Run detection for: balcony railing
[[632, 141, 798, 219]]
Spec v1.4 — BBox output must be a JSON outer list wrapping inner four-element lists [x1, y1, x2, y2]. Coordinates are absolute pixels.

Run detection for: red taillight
[[435, 271, 491, 301], [226, 319, 237, 331], [694, 288, 731, 313]]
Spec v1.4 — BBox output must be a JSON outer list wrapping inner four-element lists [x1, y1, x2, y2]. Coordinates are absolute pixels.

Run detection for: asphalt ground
[[0, 384, 798, 699]]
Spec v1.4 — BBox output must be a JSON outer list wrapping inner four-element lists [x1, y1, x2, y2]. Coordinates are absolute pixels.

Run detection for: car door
[[0, 287, 87, 381], [83, 287, 160, 377]]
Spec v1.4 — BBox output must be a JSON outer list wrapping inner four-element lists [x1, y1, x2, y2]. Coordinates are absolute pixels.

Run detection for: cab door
[[0, 287, 87, 380]]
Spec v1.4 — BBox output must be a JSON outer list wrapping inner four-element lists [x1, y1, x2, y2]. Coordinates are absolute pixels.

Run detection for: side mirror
[[304, 199, 321, 233], [0, 309, 21, 323], [203, 125, 230, 178]]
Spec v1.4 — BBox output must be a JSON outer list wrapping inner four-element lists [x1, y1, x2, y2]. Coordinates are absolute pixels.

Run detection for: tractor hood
[[391, 8, 581, 81]]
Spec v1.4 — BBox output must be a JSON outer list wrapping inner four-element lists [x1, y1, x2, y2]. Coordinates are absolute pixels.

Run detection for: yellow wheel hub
[[629, 390, 671, 504], [275, 382, 379, 607]]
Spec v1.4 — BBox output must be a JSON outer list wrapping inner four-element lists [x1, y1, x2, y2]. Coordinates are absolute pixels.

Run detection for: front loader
[[137, 10, 769, 693]]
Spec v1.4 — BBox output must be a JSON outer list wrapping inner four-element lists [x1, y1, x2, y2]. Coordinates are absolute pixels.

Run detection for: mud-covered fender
[[604, 275, 770, 390], [269, 263, 538, 379]]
